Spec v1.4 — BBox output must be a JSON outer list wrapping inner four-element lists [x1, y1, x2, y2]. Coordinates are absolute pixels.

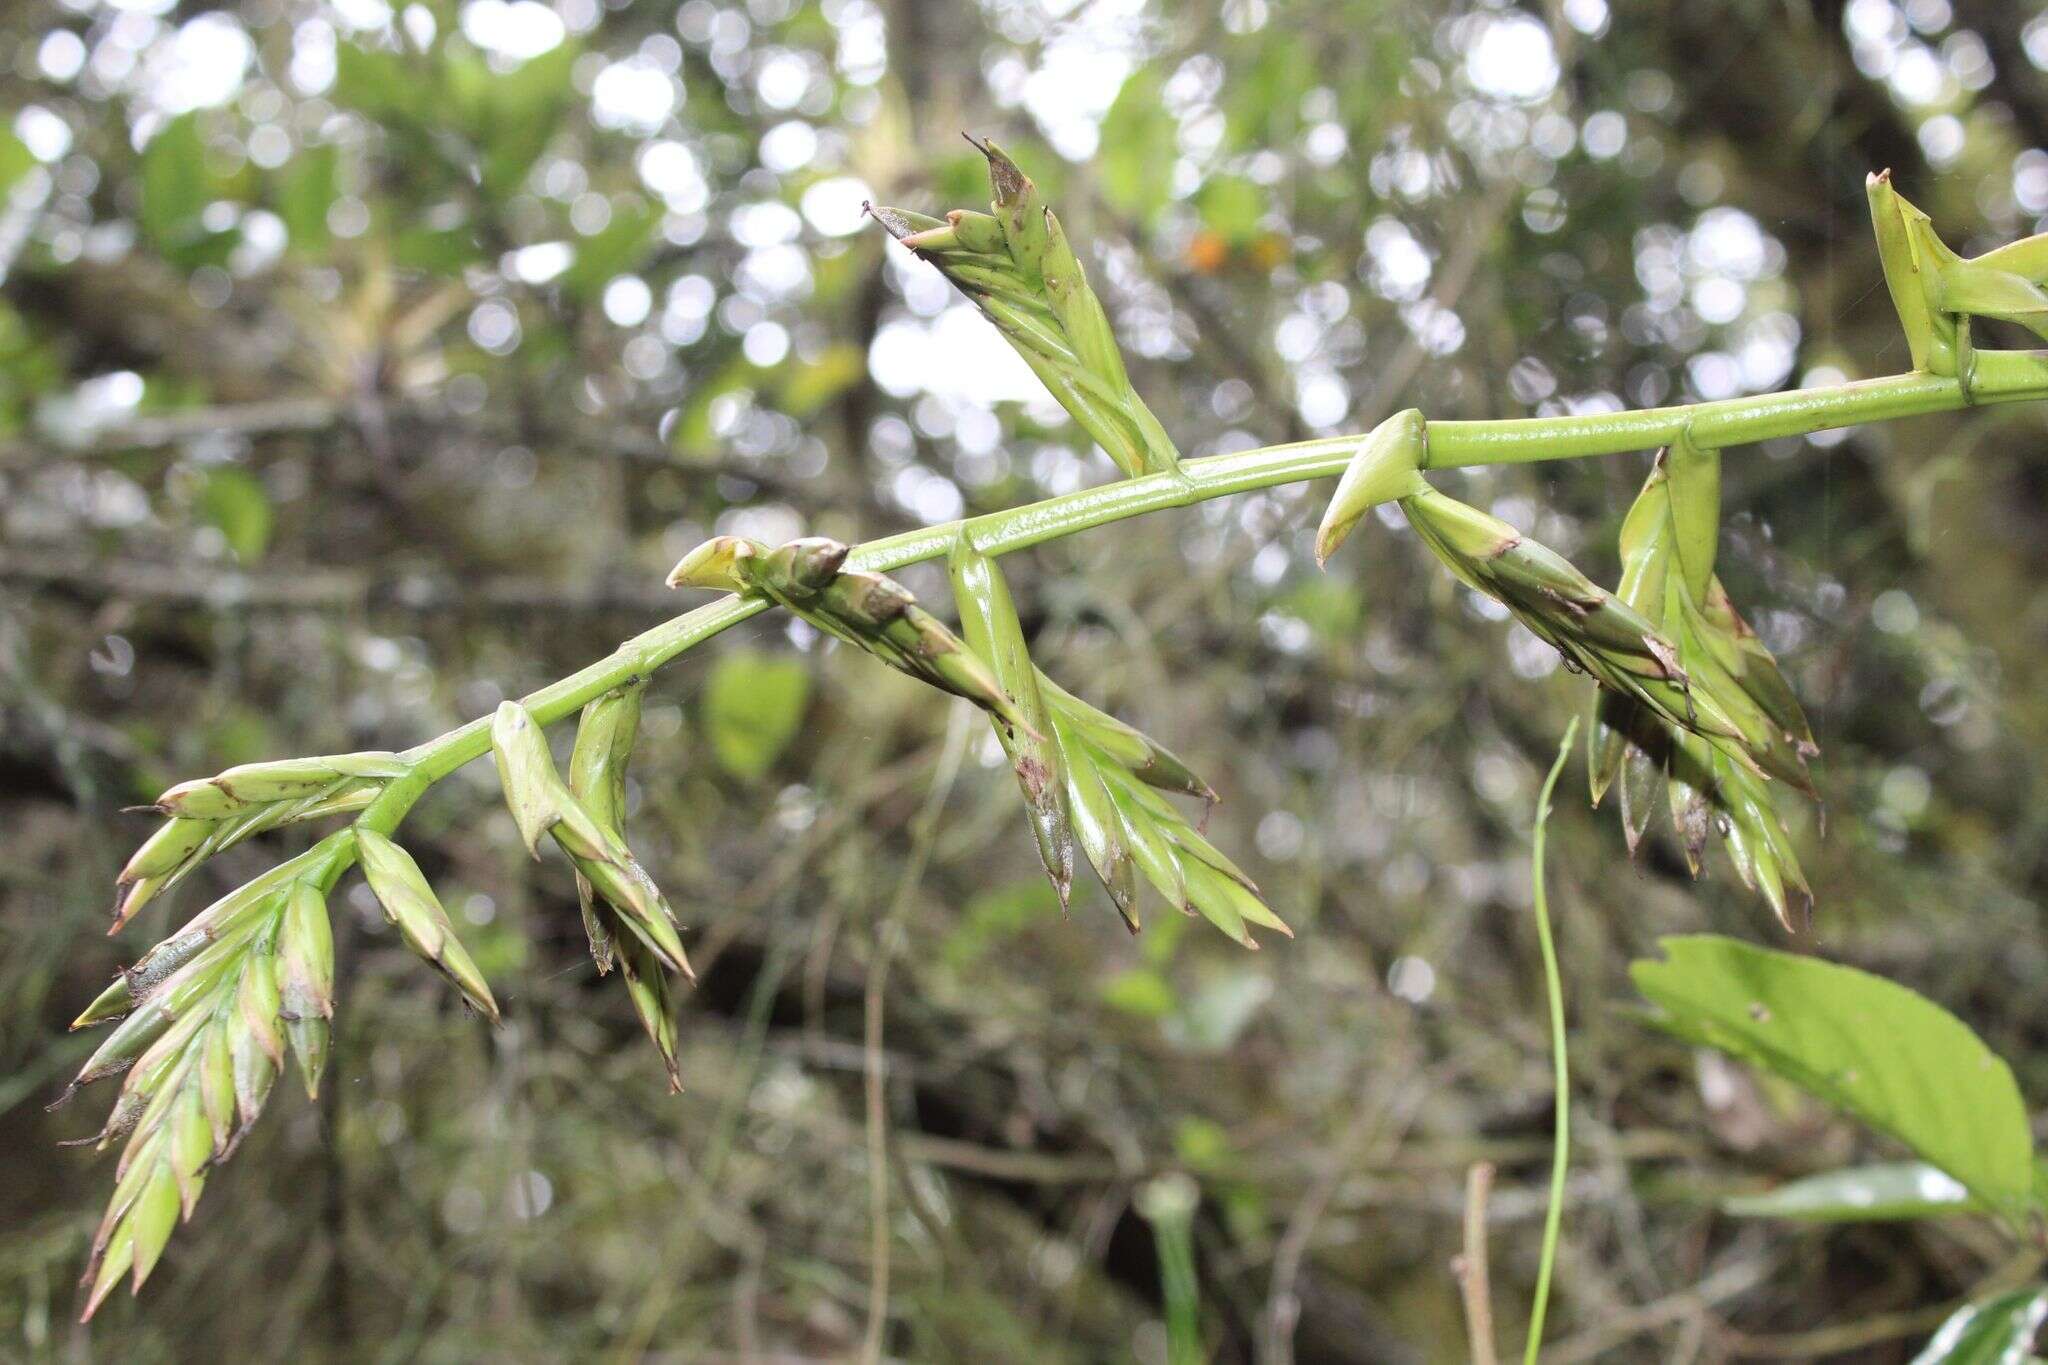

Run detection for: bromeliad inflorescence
[[59, 144, 2048, 1320]]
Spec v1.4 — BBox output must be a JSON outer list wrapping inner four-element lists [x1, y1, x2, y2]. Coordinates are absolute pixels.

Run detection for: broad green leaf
[[701, 650, 810, 780], [1098, 69, 1177, 225], [196, 467, 273, 562], [275, 144, 338, 253], [1911, 1286, 2048, 1364], [140, 114, 239, 270], [559, 196, 659, 301], [1722, 1161, 1979, 1223], [1633, 936, 2035, 1219]]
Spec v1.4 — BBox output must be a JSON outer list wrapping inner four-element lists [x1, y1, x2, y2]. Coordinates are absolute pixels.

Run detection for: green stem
[[1525, 718, 1579, 1363], [364, 353, 2048, 833]]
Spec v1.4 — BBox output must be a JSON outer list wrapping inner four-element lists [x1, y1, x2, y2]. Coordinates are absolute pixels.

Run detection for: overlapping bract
[[1401, 483, 1749, 750], [948, 536, 1288, 946], [355, 829, 504, 1020], [63, 835, 343, 1319], [869, 137, 1180, 480], [1320, 414, 1740, 746], [115, 750, 411, 929], [1868, 171, 2048, 380], [1315, 410, 1819, 925], [566, 681, 685, 1091], [668, 534, 1035, 736], [1588, 436, 1818, 928], [491, 700, 693, 991]]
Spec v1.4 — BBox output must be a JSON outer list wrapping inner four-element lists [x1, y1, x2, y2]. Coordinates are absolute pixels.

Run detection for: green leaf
[[1099, 967, 1176, 1019], [1633, 936, 2035, 1219], [559, 196, 659, 301], [331, 41, 425, 125], [196, 467, 273, 562], [775, 343, 866, 417], [476, 43, 578, 199], [142, 113, 208, 244], [1911, 1286, 2048, 1363], [395, 222, 482, 276], [1163, 969, 1271, 1052], [1098, 69, 1177, 226], [0, 128, 34, 199], [275, 144, 338, 253], [1722, 1161, 1979, 1223], [1195, 174, 1264, 245], [701, 650, 810, 781]]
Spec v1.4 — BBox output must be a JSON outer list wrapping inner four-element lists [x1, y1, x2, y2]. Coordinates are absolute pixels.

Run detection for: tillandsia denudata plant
[[53, 143, 2048, 1318]]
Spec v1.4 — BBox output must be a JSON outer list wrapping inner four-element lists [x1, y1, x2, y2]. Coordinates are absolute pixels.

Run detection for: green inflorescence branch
[[65, 149, 2048, 1317], [364, 351, 2048, 831]]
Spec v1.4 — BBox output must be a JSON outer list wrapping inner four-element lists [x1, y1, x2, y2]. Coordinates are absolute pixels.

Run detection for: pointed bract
[[1315, 408, 1428, 565], [491, 701, 562, 857], [670, 535, 1037, 737], [354, 830, 500, 1022], [947, 534, 1074, 908], [871, 139, 1179, 479]]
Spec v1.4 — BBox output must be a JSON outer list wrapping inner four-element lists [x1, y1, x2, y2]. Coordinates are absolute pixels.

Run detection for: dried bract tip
[[1315, 407, 1427, 566], [864, 203, 943, 240], [682, 535, 1039, 738], [871, 138, 1179, 479], [568, 681, 648, 976], [948, 533, 1073, 908], [1586, 450, 1821, 924], [1403, 483, 1747, 752], [762, 536, 851, 598]]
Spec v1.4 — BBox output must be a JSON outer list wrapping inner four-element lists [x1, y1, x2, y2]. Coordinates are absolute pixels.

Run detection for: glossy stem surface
[[352, 352, 2048, 837]]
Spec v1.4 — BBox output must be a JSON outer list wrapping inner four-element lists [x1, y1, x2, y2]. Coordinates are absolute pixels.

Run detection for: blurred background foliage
[[5, 0, 2048, 1359]]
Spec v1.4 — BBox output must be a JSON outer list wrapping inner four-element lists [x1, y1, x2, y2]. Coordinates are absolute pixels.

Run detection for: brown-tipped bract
[[489, 701, 694, 982], [117, 752, 406, 929], [947, 534, 1073, 908], [669, 534, 1035, 737], [71, 871, 341, 1321], [939, 534, 1273, 942], [354, 830, 501, 1021], [567, 680, 685, 1090], [870, 139, 1180, 480], [1045, 680, 1281, 945], [1400, 483, 1748, 752], [1588, 442, 1819, 928]]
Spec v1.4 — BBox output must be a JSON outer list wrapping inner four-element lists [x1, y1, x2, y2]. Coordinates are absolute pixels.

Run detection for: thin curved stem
[[1525, 718, 1580, 1363], [357, 351, 2048, 837]]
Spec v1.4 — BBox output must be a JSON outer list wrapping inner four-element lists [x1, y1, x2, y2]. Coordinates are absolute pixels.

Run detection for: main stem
[[358, 351, 2048, 834]]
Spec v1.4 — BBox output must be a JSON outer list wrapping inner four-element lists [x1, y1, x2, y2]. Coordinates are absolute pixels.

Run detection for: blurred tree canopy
[[7, 0, 2048, 1360]]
